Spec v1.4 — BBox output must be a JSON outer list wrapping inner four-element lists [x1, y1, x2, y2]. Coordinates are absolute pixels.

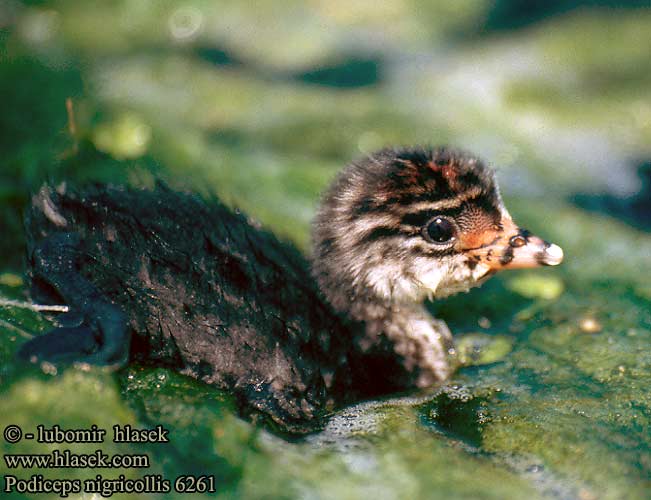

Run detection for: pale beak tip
[[543, 243, 564, 266]]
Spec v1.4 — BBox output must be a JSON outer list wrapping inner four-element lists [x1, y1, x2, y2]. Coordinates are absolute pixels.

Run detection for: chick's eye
[[425, 217, 456, 244]]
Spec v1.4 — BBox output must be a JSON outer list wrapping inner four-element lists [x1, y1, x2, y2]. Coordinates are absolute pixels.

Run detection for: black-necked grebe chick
[[312, 147, 563, 386]]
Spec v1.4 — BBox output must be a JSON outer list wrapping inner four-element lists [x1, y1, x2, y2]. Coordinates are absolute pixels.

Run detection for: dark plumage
[[22, 183, 366, 433], [19, 147, 563, 433]]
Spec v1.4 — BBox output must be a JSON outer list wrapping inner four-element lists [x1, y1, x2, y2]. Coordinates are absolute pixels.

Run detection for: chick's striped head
[[311, 147, 563, 317]]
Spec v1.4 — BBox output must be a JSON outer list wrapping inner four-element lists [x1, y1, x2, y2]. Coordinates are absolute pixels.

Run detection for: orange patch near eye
[[457, 228, 500, 250], [457, 217, 517, 250]]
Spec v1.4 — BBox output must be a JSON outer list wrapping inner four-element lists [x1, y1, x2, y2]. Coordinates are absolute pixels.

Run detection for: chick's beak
[[466, 219, 564, 271]]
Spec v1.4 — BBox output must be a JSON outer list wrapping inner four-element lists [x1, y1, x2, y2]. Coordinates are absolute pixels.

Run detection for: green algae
[[456, 334, 514, 367], [0, 370, 148, 499], [92, 113, 152, 160], [506, 274, 565, 301], [1, 1, 651, 499]]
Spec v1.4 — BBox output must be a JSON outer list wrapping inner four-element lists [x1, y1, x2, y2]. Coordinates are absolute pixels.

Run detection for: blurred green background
[[1, 1, 651, 499]]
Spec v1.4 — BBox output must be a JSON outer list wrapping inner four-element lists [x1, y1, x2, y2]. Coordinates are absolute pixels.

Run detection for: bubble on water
[[456, 334, 513, 367], [169, 7, 203, 41], [40, 361, 57, 376], [478, 316, 492, 329]]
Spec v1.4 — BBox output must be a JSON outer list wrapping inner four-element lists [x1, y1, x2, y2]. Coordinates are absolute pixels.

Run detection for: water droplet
[[579, 316, 602, 333], [169, 7, 203, 41]]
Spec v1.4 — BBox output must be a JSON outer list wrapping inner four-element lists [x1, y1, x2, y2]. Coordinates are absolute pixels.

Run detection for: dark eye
[[424, 217, 456, 244]]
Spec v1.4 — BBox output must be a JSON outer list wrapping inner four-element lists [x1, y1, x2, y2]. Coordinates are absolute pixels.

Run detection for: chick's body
[[20, 146, 562, 432]]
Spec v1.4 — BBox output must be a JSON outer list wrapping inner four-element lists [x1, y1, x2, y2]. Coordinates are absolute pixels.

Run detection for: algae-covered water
[[1, 1, 650, 498]]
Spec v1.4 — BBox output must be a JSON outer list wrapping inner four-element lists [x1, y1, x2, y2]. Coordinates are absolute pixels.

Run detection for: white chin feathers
[[365, 257, 492, 304]]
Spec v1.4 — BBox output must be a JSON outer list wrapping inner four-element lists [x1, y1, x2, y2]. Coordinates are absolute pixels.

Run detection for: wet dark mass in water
[[20, 182, 406, 434]]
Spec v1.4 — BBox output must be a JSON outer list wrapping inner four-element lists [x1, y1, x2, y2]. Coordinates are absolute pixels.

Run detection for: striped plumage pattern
[[311, 146, 562, 386], [312, 147, 506, 311]]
